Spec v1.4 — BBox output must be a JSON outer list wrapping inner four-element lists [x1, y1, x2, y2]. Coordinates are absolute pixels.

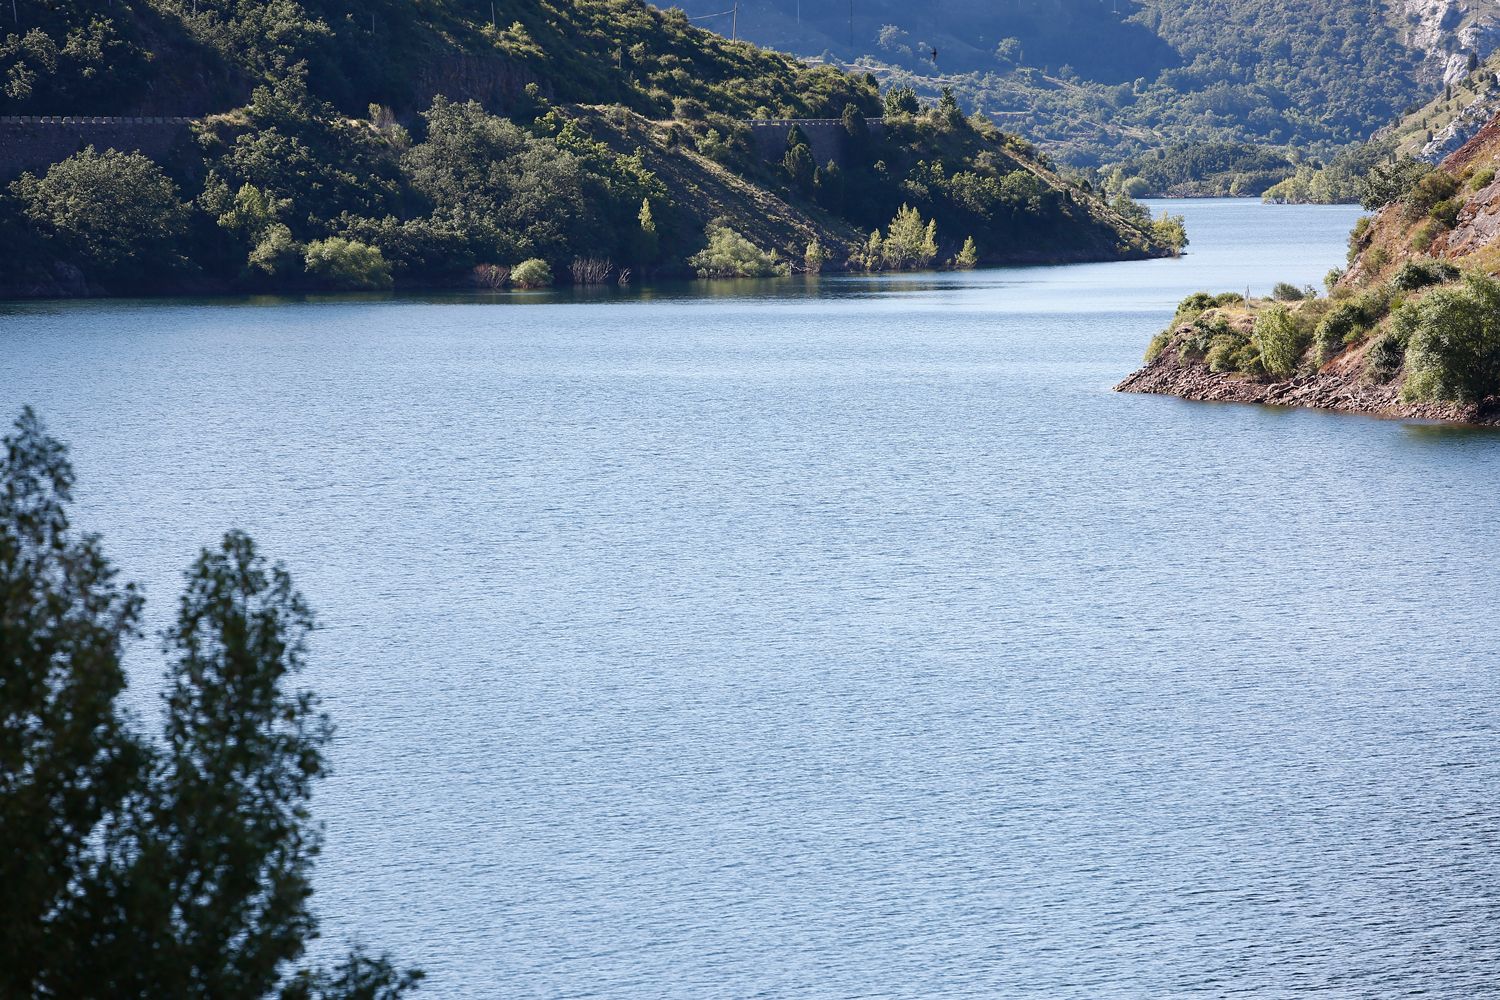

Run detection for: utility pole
[[849, 0, 854, 51], [732, 0, 737, 40]]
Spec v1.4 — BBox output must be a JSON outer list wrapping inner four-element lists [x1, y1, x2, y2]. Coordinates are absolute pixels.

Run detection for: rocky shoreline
[[1115, 351, 1500, 425]]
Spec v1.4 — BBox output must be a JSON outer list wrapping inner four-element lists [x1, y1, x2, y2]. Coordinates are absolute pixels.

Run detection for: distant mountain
[[666, 0, 1177, 83], [665, 0, 1500, 193]]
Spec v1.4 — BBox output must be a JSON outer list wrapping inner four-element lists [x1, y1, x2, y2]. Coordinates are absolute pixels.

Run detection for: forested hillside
[[669, 0, 1500, 195], [0, 0, 1178, 297]]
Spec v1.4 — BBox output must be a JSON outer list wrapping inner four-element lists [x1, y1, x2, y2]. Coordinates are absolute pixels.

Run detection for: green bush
[[1348, 216, 1373, 255], [510, 258, 554, 288], [687, 219, 783, 278], [1364, 329, 1406, 384], [1404, 170, 1460, 219], [1145, 329, 1172, 362], [1429, 198, 1461, 228], [1271, 281, 1307, 301], [1470, 167, 1496, 191], [1390, 257, 1459, 291], [1315, 301, 1364, 362], [1401, 273, 1500, 403], [1253, 305, 1311, 377], [303, 238, 392, 290]]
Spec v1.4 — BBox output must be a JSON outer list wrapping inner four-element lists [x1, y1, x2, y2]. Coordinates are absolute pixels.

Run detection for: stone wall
[[743, 118, 885, 169], [0, 117, 194, 181]]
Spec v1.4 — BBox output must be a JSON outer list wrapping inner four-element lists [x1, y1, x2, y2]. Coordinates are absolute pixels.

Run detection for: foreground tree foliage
[[0, 408, 421, 998]]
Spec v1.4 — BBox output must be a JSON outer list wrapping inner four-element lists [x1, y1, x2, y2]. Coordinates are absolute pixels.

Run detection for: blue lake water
[[4, 199, 1500, 996]]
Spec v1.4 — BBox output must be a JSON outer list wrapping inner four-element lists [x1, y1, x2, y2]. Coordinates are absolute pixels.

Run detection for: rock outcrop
[[1115, 335, 1497, 424]]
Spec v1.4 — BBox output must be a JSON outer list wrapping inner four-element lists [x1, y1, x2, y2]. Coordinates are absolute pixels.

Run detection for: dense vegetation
[[672, 0, 1497, 194], [2, 408, 421, 997], [0, 0, 1175, 295]]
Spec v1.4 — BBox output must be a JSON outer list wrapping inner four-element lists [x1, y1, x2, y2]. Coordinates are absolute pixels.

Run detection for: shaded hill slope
[[0, 0, 1178, 298]]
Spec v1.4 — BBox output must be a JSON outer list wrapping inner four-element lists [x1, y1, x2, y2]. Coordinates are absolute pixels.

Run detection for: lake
[[4, 199, 1500, 996]]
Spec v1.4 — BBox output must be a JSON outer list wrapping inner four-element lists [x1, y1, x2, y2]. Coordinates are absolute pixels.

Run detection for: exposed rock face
[[1404, 0, 1500, 87], [1419, 86, 1500, 160]]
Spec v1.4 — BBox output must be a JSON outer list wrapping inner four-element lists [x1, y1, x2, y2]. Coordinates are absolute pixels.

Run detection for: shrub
[[511, 258, 554, 287], [1206, 334, 1243, 372], [1401, 273, 1500, 403], [687, 219, 782, 278], [1315, 301, 1364, 362], [1405, 170, 1460, 218], [1347, 216, 1373, 264], [1470, 166, 1496, 191], [1430, 198, 1461, 228], [1254, 305, 1312, 377], [568, 257, 613, 284], [804, 238, 828, 273], [1272, 281, 1306, 301], [1390, 257, 1459, 291], [303, 238, 392, 290], [1173, 291, 1217, 324], [1410, 219, 1443, 252], [1364, 329, 1406, 383], [1145, 329, 1171, 362], [1212, 291, 1246, 307], [472, 263, 510, 288]]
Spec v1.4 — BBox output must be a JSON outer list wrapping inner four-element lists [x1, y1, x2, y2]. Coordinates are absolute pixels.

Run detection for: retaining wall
[[743, 118, 885, 169], [0, 117, 195, 181]]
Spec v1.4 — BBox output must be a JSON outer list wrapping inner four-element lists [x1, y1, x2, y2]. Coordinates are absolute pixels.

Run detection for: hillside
[[0, 0, 1178, 298], [1119, 111, 1500, 423], [668, 0, 1500, 194], [1263, 52, 1500, 205]]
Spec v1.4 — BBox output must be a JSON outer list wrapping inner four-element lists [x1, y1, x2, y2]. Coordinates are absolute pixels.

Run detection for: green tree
[[841, 103, 868, 143], [937, 86, 964, 127], [1358, 157, 1432, 210], [11, 147, 190, 285], [1253, 305, 1311, 377], [882, 204, 938, 269], [0, 409, 421, 997], [783, 142, 816, 192], [955, 236, 979, 269], [883, 85, 920, 116], [632, 197, 660, 266], [1, 406, 146, 997]]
